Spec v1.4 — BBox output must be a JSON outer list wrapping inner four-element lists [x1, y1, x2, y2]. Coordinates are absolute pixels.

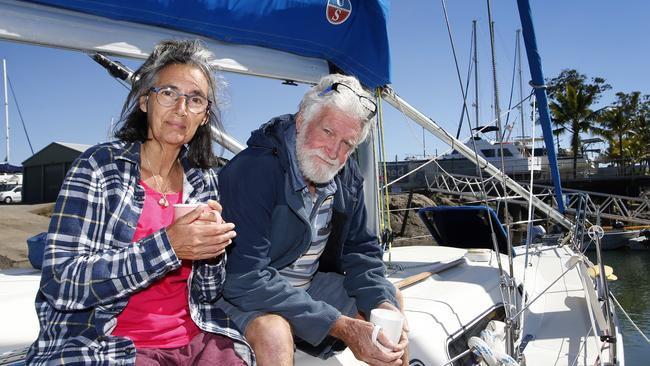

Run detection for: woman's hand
[[166, 200, 236, 260], [195, 199, 223, 225]]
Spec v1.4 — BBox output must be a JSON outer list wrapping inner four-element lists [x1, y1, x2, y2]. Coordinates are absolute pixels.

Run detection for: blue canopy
[[25, 0, 391, 88]]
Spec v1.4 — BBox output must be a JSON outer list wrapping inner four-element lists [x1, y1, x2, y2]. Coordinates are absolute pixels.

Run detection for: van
[[0, 185, 22, 203]]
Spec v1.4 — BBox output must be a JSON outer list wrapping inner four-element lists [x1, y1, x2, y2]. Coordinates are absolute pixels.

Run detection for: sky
[[0, 0, 649, 166]]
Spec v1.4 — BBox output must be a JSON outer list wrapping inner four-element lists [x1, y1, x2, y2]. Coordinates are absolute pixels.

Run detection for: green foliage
[[593, 92, 640, 164], [544, 69, 650, 176], [546, 69, 610, 178]]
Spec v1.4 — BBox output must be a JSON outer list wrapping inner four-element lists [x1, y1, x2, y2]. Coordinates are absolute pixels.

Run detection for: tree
[[592, 92, 641, 173], [547, 69, 611, 178], [624, 94, 650, 173]]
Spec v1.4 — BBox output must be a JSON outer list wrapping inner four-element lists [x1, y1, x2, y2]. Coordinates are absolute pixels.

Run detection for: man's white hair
[[298, 74, 375, 145]]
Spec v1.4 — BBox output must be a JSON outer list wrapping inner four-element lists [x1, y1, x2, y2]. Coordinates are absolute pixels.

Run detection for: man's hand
[[166, 200, 236, 260], [376, 302, 409, 332], [330, 315, 405, 366], [375, 302, 410, 359]]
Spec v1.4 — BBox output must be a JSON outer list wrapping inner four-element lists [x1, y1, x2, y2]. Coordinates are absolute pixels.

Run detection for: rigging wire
[[578, 261, 606, 364], [7, 77, 34, 155], [503, 30, 521, 141], [516, 30, 526, 139], [441, 0, 512, 318], [115, 78, 132, 91], [473, 20, 481, 131], [485, 0, 518, 356], [522, 95, 537, 274], [519, 104, 535, 334], [611, 293, 650, 344], [440, 0, 473, 138], [453, 23, 477, 140], [382, 90, 534, 191]]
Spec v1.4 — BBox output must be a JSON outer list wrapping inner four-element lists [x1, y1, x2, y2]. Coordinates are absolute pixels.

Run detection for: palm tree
[[592, 92, 639, 173], [547, 70, 610, 179], [627, 122, 650, 174], [622, 93, 650, 174], [549, 84, 598, 178]]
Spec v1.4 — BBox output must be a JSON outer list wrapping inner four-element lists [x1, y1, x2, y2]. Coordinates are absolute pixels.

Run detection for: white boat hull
[[1, 245, 622, 366]]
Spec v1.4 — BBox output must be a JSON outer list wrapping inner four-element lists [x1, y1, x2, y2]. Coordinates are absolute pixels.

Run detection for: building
[[22, 142, 91, 203]]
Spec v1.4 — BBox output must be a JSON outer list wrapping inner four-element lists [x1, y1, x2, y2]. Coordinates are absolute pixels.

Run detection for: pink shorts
[[135, 331, 247, 366]]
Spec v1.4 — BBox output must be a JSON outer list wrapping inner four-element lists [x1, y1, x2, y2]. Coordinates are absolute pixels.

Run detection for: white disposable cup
[[369, 308, 404, 345], [173, 203, 210, 222]]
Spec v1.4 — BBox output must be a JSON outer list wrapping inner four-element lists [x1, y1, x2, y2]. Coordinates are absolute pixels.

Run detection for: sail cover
[[22, 0, 391, 88]]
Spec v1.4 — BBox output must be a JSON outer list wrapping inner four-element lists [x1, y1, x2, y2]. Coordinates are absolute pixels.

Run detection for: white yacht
[[438, 135, 543, 176], [0, 1, 625, 365]]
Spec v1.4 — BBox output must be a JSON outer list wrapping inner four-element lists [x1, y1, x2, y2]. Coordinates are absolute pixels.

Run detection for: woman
[[27, 40, 251, 365]]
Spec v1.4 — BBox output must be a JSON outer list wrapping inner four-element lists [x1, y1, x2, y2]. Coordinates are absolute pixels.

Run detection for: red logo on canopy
[[326, 0, 352, 25]]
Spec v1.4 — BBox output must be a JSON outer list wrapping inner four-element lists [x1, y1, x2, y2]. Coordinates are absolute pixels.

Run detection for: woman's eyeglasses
[[149, 86, 211, 114]]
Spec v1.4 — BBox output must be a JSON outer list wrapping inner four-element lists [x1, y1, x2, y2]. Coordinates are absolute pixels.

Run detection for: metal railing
[[425, 172, 650, 226]]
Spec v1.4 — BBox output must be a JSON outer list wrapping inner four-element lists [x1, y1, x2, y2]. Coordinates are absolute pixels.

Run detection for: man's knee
[[245, 314, 293, 350]]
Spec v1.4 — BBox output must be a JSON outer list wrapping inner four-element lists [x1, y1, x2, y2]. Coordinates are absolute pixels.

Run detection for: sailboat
[[0, 59, 23, 188], [0, 1, 625, 365]]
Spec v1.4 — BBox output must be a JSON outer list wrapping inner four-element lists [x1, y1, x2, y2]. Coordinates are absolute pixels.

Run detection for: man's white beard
[[296, 127, 344, 184]]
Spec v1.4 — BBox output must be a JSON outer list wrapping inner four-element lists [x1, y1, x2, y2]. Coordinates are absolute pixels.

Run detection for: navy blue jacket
[[219, 115, 397, 346]]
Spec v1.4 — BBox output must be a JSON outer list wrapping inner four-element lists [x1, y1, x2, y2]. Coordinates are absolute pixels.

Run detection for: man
[[218, 74, 408, 366]]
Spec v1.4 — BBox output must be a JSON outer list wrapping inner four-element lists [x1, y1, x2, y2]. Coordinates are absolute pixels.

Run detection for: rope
[[374, 91, 386, 235], [376, 88, 394, 258], [393, 235, 431, 242]]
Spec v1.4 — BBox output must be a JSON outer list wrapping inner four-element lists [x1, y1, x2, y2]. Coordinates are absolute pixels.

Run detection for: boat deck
[[513, 245, 623, 366], [1, 245, 623, 366]]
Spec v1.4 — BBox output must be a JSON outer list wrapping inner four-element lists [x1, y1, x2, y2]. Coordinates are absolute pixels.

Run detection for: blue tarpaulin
[[24, 0, 391, 88], [0, 162, 22, 173]]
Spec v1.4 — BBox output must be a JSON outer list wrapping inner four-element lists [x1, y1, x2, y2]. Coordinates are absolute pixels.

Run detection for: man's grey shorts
[[217, 271, 357, 358]]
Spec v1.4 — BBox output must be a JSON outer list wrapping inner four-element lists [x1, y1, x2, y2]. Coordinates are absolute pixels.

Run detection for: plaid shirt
[[26, 141, 252, 365]]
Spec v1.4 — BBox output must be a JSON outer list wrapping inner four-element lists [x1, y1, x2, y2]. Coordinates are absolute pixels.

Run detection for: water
[[587, 249, 650, 364]]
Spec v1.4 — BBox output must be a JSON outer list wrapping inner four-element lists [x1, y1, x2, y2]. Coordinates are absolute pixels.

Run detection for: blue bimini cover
[[23, 0, 392, 88]]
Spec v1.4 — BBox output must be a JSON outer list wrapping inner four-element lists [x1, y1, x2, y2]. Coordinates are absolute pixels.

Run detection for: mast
[[3, 59, 8, 163], [517, 29, 525, 139], [486, 1, 502, 142], [473, 20, 480, 130]]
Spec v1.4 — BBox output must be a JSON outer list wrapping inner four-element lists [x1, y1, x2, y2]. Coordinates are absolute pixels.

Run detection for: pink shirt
[[112, 180, 201, 348]]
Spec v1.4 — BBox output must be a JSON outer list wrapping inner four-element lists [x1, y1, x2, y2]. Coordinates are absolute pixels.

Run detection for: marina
[[0, 0, 649, 365]]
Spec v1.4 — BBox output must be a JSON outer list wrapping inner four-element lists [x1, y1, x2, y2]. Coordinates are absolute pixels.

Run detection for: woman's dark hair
[[115, 39, 223, 168]]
